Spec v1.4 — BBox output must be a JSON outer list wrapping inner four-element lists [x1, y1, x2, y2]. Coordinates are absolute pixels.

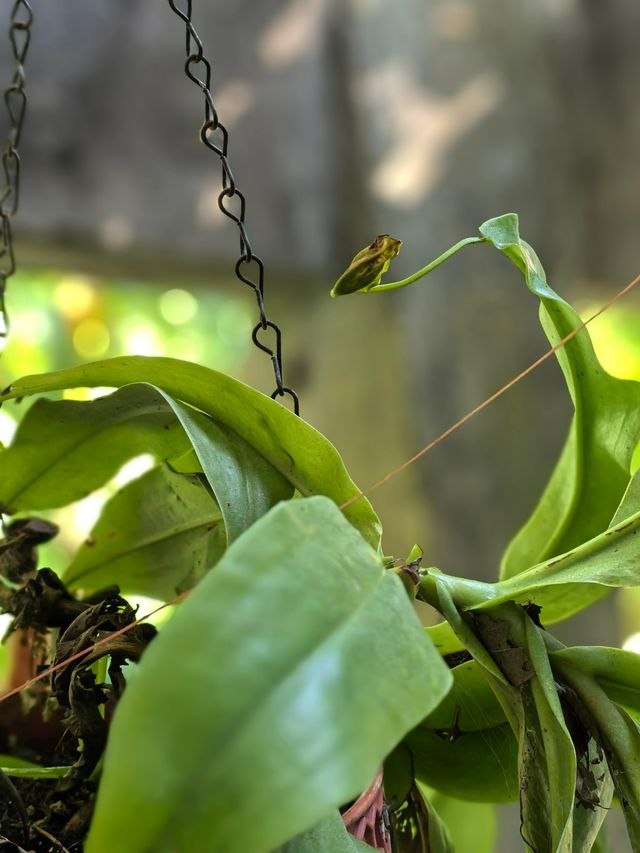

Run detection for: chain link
[[167, 0, 299, 415], [0, 0, 33, 343]]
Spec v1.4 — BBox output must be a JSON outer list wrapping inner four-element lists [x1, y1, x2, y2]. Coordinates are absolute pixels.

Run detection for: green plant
[[0, 213, 639, 852]]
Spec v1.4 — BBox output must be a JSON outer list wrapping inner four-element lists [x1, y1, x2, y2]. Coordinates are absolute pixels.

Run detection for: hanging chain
[[0, 0, 33, 343], [167, 1, 299, 415]]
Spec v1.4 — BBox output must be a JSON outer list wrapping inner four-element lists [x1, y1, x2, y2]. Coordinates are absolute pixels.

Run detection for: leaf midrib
[[65, 512, 222, 584], [4, 399, 176, 507]]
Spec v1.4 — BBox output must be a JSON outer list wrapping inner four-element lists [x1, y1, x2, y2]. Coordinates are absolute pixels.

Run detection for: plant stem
[[418, 569, 495, 611], [367, 236, 486, 293]]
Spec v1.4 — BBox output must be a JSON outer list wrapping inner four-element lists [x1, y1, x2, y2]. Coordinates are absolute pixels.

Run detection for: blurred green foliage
[[0, 269, 253, 593], [0, 269, 252, 396]]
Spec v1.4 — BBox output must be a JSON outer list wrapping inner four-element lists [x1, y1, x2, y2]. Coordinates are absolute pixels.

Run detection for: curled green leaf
[[475, 214, 640, 581], [0, 358, 381, 549]]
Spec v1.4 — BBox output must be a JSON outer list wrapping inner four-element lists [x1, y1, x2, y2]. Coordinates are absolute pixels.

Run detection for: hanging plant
[[1, 2, 640, 853]]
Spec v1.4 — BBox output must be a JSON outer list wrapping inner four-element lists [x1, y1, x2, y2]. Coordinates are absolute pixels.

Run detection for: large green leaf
[[0, 357, 381, 548], [406, 723, 518, 803], [0, 384, 189, 511], [0, 381, 295, 551], [86, 497, 450, 853], [63, 463, 225, 598], [475, 215, 640, 580]]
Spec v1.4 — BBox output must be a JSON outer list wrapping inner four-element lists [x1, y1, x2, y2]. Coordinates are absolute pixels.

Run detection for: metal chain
[[167, 0, 299, 415], [0, 0, 33, 343]]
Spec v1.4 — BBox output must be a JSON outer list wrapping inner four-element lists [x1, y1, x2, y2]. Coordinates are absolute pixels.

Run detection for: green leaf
[[551, 646, 640, 720], [0, 384, 189, 511], [0, 381, 294, 551], [154, 390, 294, 544], [610, 466, 640, 526], [420, 575, 520, 734], [1, 765, 70, 779], [0, 755, 39, 769], [0, 357, 381, 548], [275, 811, 375, 852], [63, 463, 225, 598], [476, 214, 640, 580], [425, 621, 466, 657], [465, 605, 610, 852], [0, 755, 70, 779], [421, 788, 496, 853], [421, 659, 506, 732], [516, 617, 576, 853], [427, 572, 508, 686], [86, 497, 450, 853], [572, 767, 613, 853], [327, 213, 640, 577], [406, 723, 518, 803]]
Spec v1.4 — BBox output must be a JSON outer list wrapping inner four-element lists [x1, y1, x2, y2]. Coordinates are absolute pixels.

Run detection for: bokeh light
[[0, 409, 16, 446], [127, 327, 164, 356], [73, 318, 111, 358], [159, 288, 199, 325], [16, 308, 53, 346], [579, 301, 640, 381], [623, 632, 640, 654], [53, 275, 96, 319], [581, 300, 640, 654]]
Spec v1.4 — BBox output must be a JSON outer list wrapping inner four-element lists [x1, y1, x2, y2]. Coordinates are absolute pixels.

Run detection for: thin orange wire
[[1, 271, 640, 704], [340, 271, 640, 510]]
